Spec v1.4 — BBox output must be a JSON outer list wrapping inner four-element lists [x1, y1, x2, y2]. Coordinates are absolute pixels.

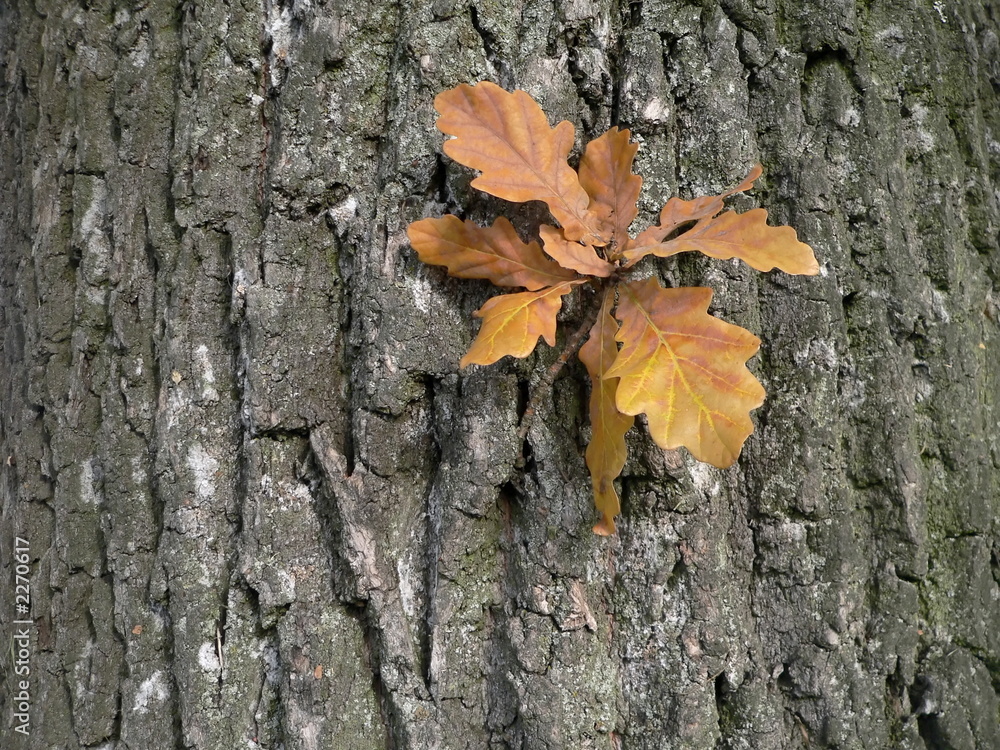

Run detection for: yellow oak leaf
[[606, 278, 766, 468], [578, 289, 634, 535], [461, 281, 581, 368]]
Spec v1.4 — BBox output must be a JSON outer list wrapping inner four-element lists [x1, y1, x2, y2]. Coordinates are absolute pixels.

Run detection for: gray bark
[[2, 0, 999, 748]]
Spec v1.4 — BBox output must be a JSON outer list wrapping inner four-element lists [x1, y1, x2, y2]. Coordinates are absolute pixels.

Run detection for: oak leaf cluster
[[408, 82, 818, 534]]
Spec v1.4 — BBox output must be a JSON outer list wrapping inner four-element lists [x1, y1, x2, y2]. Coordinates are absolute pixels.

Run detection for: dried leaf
[[606, 278, 765, 468], [625, 208, 820, 275], [461, 282, 581, 368], [578, 127, 642, 247], [578, 288, 634, 535], [407, 215, 577, 290], [633, 164, 763, 248], [538, 225, 614, 278], [434, 82, 605, 244]]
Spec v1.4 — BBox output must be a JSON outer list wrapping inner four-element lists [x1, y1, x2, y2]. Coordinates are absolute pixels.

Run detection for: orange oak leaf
[[407, 215, 577, 290], [605, 278, 766, 468], [632, 164, 763, 248], [461, 281, 582, 368], [578, 289, 634, 536], [578, 127, 642, 248], [434, 82, 606, 245], [625, 208, 820, 275], [538, 224, 614, 278]]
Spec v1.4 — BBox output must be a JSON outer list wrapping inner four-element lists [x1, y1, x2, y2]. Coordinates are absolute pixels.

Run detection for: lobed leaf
[[407, 215, 577, 290], [624, 208, 820, 275], [538, 225, 614, 278], [461, 281, 582, 368], [434, 82, 606, 245], [578, 288, 634, 535], [632, 164, 763, 248], [577, 127, 642, 249], [606, 278, 766, 468]]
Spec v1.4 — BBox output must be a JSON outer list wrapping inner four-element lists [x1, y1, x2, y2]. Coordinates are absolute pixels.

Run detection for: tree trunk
[[2, 1, 999, 748]]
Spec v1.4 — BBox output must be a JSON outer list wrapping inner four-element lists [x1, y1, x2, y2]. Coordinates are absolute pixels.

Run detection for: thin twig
[[515, 289, 605, 467]]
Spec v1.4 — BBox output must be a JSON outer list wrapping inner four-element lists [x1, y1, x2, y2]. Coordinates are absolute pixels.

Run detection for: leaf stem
[[515, 284, 607, 467]]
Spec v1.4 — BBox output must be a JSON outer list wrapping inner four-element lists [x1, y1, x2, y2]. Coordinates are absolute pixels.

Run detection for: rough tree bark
[[2, 0, 999, 748]]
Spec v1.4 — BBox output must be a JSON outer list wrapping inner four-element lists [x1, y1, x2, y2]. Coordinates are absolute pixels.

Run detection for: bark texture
[[2, 1, 999, 748]]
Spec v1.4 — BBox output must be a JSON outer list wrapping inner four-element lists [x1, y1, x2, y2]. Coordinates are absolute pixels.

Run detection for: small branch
[[515, 289, 605, 467]]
